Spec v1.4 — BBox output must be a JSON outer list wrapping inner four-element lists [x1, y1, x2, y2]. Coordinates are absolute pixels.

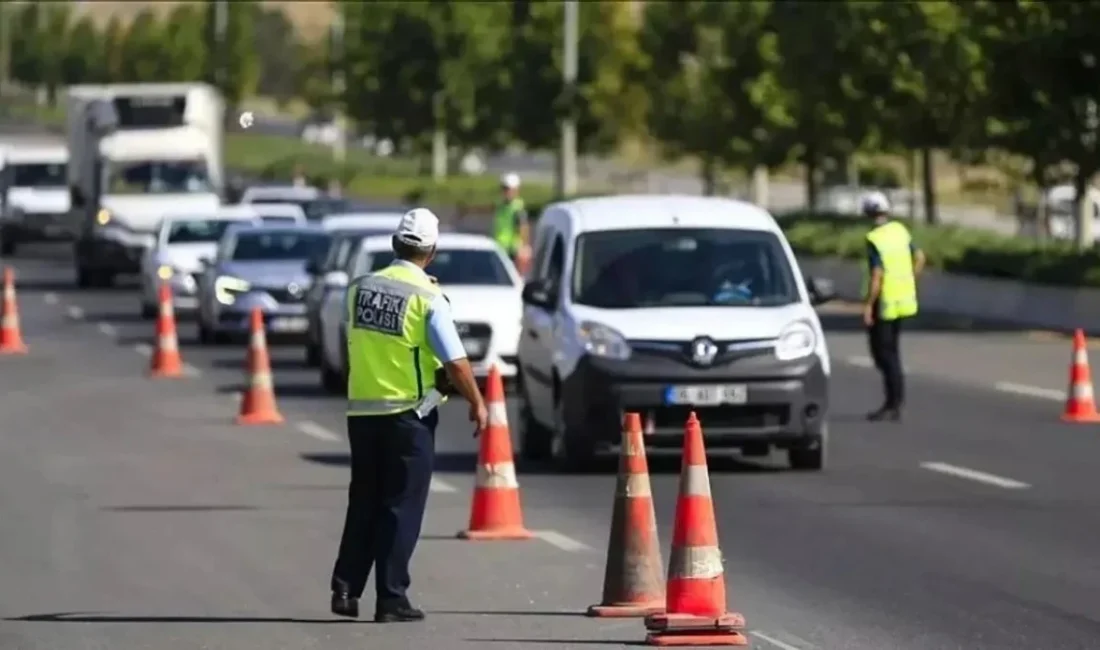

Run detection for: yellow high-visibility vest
[[863, 221, 919, 321]]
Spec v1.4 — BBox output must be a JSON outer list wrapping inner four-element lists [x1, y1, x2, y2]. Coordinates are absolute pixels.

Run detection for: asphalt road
[[2, 241, 1100, 650]]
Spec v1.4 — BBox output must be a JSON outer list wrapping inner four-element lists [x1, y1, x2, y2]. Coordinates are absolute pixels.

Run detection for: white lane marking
[[97, 322, 116, 337], [66, 305, 84, 320], [296, 420, 342, 443], [994, 381, 1063, 402], [182, 363, 202, 378], [534, 530, 591, 552], [429, 477, 457, 494], [133, 343, 152, 357], [751, 630, 810, 650], [847, 355, 874, 368], [43, 292, 58, 305], [920, 461, 1030, 490]]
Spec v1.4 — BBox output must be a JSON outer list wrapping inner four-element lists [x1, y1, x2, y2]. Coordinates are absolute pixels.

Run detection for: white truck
[[65, 83, 225, 287], [0, 142, 71, 256]]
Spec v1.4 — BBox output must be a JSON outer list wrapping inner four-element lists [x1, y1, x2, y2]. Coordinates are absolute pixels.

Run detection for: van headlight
[[214, 276, 251, 305], [156, 264, 175, 280], [577, 321, 631, 360], [775, 321, 817, 361]]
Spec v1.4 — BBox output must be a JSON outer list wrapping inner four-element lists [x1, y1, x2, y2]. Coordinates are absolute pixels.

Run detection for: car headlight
[[96, 208, 112, 226], [775, 321, 817, 361], [156, 264, 175, 280], [577, 321, 631, 360], [214, 275, 251, 305]]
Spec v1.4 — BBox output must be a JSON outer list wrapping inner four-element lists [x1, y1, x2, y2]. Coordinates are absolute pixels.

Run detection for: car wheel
[[787, 424, 827, 471], [141, 302, 157, 320], [552, 394, 595, 471], [1, 238, 16, 256], [518, 374, 552, 462], [321, 355, 344, 395], [76, 266, 93, 288], [305, 341, 321, 367]]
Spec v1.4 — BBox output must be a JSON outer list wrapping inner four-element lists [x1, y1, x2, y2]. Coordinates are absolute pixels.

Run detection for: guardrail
[[800, 256, 1100, 334]]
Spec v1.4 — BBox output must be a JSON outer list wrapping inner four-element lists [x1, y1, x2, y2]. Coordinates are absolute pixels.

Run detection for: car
[[196, 224, 330, 344], [139, 208, 260, 318], [0, 144, 71, 256], [249, 202, 307, 226], [515, 195, 836, 471], [319, 211, 404, 232], [239, 184, 320, 205], [302, 222, 399, 366], [317, 233, 523, 394]]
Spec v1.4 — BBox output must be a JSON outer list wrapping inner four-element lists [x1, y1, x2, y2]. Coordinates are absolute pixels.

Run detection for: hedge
[[224, 133, 555, 210], [780, 212, 1100, 289]]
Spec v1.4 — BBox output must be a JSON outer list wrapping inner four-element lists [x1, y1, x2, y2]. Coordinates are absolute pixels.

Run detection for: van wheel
[[552, 398, 595, 471], [1, 238, 16, 256], [321, 356, 344, 395], [518, 379, 552, 462], [787, 426, 827, 471], [141, 302, 157, 320], [305, 341, 321, 367], [76, 266, 93, 288]]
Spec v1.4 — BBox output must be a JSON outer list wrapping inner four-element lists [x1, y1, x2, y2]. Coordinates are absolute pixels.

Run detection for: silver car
[[196, 224, 330, 344]]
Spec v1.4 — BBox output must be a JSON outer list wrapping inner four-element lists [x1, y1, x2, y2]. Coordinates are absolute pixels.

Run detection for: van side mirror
[[522, 280, 554, 309], [807, 276, 836, 306]]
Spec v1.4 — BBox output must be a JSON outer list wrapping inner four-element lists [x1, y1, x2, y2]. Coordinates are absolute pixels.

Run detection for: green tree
[[10, 3, 44, 87], [101, 17, 127, 83], [204, 0, 261, 107], [161, 4, 206, 82], [768, 0, 874, 208], [62, 17, 104, 85], [120, 10, 166, 83], [39, 3, 73, 103], [641, 0, 789, 194], [255, 7, 301, 103]]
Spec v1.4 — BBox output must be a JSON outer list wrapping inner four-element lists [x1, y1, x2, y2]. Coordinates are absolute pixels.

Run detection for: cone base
[[1062, 412, 1100, 422], [236, 412, 285, 426], [456, 527, 534, 541], [586, 602, 664, 618], [645, 631, 748, 647], [645, 612, 746, 632], [150, 367, 185, 378], [0, 344, 28, 355]]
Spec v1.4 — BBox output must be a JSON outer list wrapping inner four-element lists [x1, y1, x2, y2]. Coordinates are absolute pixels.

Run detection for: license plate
[[462, 337, 486, 356], [269, 317, 308, 332], [664, 384, 748, 406]]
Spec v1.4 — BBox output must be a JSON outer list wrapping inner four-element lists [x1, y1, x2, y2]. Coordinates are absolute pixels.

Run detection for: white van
[[515, 195, 835, 471]]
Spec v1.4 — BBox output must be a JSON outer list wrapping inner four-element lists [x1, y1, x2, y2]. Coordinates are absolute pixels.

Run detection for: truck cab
[[65, 83, 225, 287], [0, 144, 70, 256]]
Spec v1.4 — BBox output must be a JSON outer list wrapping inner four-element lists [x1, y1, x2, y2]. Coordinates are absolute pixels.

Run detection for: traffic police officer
[[861, 192, 925, 422], [493, 172, 531, 270], [331, 208, 488, 622]]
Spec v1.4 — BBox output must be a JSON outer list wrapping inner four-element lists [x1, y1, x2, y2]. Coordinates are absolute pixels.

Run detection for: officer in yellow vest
[[494, 172, 530, 266], [331, 208, 488, 622], [861, 192, 925, 421]]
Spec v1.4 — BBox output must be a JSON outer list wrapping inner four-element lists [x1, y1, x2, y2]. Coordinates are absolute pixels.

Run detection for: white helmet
[[860, 190, 891, 216], [500, 172, 521, 189]]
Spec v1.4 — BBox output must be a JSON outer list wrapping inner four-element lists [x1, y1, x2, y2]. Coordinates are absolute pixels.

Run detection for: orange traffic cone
[[236, 307, 284, 425], [0, 267, 27, 355], [457, 364, 533, 541], [149, 283, 184, 378], [587, 412, 665, 618], [644, 413, 747, 647], [1063, 329, 1100, 423]]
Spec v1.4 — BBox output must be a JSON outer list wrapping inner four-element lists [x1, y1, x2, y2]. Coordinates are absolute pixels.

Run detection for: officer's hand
[[862, 305, 875, 327], [469, 400, 488, 437]]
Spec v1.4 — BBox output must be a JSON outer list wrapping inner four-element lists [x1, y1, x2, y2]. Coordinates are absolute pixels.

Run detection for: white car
[[139, 208, 259, 318], [239, 184, 319, 204], [317, 233, 523, 394], [515, 194, 836, 470], [320, 211, 405, 232], [249, 202, 307, 226]]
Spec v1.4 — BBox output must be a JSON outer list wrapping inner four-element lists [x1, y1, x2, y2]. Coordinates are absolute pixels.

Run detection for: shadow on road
[[209, 356, 310, 371], [99, 505, 259, 513], [465, 639, 641, 647], [818, 310, 1042, 334]]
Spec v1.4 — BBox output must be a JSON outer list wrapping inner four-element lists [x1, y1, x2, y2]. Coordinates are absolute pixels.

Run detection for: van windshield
[[571, 228, 798, 308], [11, 163, 66, 188], [105, 159, 213, 195]]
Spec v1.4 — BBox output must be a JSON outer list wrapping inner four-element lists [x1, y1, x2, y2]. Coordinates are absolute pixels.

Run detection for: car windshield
[[229, 231, 329, 261], [571, 228, 798, 308], [166, 219, 238, 244], [105, 159, 212, 194], [11, 162, 66, 188], [368, 249, 513, 286], [303, 198, 358, 221], [259, 215, 300, 225]]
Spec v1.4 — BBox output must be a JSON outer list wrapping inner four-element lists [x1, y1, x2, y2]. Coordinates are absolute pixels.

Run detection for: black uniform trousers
[[331, 409, 438, 609], [867, 315, 907, 409]]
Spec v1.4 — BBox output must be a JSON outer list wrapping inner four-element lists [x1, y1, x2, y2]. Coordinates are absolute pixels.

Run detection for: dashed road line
[[534, 530, 591, 552], [182, 363, 202, 378], [296, 420, 342, 443], [429, 477, 458, 494], [751, 630, 810, 650], [133, 343, 152, 357], [920, 461, 1030, 490], [43, 292, 58, 305], [994, 381, 1062, 402], [66, 305, 84, 320], [846, 355, 874, 368], [97, 322, 116, 337]]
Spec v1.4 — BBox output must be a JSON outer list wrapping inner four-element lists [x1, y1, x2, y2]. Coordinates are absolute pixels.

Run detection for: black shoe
[[331, 593, 359, 618], [374, 605, 425, 623], [866, 407, 901, 422]]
